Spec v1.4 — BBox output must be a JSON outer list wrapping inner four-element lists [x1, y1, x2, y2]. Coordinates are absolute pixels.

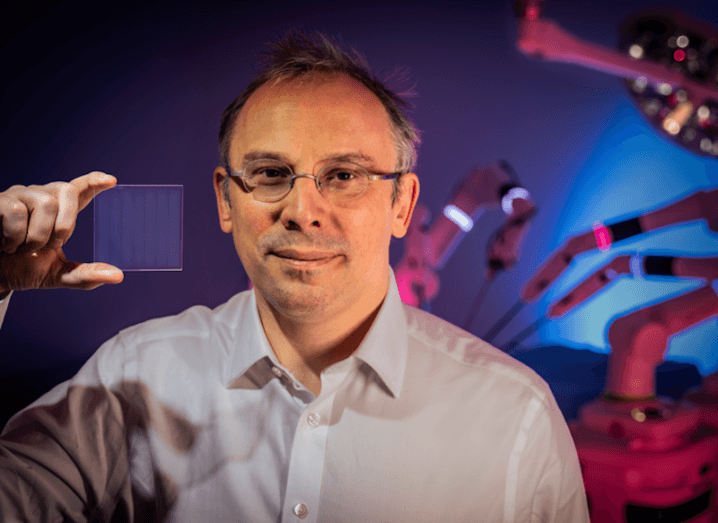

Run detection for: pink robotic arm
[[394, 204, 440, 308], [606, 282, 718, 399], [521, 188, 718, 302], [395, 162, 536, 307], [484, 194, 536, 279], [423, 162, 526, 269], [548, 255, 718, 318], [515, 2, 718, 106], [534, 219, 718, 399]]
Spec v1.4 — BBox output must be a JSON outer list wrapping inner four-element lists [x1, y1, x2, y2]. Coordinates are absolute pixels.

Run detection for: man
[[0, 32, 589, 522]]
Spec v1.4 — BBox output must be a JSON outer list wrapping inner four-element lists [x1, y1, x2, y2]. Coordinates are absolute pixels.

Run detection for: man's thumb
[[58, 262, 124, 290]]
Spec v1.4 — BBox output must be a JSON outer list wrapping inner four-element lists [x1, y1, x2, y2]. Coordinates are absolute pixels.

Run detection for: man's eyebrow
[[240, 151, 382, 169], [241, 151, 290, 165], [320, 152, 377, 165]]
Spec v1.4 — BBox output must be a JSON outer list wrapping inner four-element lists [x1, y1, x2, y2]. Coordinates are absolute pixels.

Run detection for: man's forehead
[[238, 74, 390, 125], [230, 74, 396, 165]]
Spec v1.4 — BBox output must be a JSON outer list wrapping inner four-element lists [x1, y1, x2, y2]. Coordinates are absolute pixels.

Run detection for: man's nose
[[279, 175, 328, 230]]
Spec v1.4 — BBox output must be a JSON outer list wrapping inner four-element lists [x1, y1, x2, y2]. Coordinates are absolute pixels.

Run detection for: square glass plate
[[93, 185, 183, 271]]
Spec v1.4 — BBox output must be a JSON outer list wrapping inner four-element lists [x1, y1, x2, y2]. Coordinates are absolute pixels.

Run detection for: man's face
[[214, 74, 418, 322]]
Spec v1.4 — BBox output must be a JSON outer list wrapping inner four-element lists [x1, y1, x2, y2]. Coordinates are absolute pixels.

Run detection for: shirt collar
[[225, 268, 408, 399], [224, 288, 277, 387], [351, 267, 408, 399]]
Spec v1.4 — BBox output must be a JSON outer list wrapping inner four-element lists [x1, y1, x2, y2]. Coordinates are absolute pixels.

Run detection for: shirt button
[[307, 412, 321, 427], [293, 502, 309, 519], [271, 366, 283, 378]]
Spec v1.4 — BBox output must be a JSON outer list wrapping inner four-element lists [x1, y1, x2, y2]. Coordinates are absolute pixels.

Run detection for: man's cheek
[[351, 209, 371, 228]]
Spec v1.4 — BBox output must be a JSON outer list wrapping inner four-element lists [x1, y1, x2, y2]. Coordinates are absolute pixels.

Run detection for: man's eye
[[326, 170, 357, 181], [258, 168, 287, 178]]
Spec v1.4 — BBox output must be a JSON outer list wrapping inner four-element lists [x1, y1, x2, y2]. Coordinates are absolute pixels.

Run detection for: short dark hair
[[219, 30, 420, 203]]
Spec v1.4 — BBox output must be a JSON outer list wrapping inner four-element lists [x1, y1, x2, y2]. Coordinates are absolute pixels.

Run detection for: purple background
[[1, 0, 717, 419]]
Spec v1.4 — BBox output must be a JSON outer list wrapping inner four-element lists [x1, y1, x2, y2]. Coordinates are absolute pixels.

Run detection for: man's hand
[[0, 171, 124, 293]]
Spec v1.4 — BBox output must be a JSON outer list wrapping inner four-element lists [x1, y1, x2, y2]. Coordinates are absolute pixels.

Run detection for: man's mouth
[[268, 249, 343, 271], [271, 249, 339, 262]]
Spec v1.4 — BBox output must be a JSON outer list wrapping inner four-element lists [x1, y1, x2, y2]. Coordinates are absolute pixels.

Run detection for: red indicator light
[[592, 222, 611, 252], [673, 49, 686, 62], [526, 6, 539, 20]]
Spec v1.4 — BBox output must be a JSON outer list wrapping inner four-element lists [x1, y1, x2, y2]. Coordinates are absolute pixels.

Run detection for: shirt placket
[[281, 359, 354, 523]]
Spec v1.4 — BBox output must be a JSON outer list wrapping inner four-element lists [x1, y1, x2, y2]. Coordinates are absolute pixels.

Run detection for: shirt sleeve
[[0, 291, 11, 329], [0, 336, 136, 522], [518, 396, 591, 523]]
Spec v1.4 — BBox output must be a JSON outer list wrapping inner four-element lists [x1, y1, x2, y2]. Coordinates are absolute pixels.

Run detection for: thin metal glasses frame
[[226, 159, 401, 202]]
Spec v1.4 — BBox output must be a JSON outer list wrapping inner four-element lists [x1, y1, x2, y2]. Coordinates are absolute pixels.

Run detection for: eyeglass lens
[[243, 160, 369, 202]]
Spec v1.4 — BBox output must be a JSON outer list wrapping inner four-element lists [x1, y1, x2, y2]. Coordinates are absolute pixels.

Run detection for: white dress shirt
[[0, 270, 589, 522], [0, 291, 10, 329]]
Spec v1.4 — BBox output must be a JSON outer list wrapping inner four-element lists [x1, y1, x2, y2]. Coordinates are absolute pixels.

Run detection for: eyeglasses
[[227, 158, 401, 203]]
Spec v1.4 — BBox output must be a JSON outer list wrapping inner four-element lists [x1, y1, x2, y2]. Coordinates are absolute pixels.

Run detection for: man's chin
[[255, 278, 336, 318], [278, 266, 321, 284]]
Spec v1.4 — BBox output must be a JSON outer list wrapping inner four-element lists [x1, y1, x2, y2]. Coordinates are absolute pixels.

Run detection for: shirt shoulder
[[117, 290, 253, 348], [401, 303, 554, 406], [72, 290, 258, 407], [53, 290, 257, 423]]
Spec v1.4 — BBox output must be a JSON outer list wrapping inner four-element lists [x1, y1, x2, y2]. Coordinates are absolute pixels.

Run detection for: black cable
[[500, 316, 548, 354], [644, 255, 675, 276], [463, 278, 494, 332], [498, 159, 521, 185], [608, 217, 643, 242], [412, 282, 431, 313], [483, 300, 525, 343]]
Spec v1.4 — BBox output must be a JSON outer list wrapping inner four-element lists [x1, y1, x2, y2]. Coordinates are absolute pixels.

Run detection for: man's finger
[[48, 183, 80, 249], [11, 189, 59, 252], [58, 261, 124, 290], [71, 171, 117, 211], [0, 193, 29, 254]]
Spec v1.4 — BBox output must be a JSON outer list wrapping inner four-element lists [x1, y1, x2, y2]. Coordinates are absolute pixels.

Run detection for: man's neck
[[255, 290, 385, 397]]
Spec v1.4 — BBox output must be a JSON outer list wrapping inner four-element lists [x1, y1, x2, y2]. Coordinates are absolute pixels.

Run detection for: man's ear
[[392, 173, 420, 238], [214, 166, 233, 233]]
